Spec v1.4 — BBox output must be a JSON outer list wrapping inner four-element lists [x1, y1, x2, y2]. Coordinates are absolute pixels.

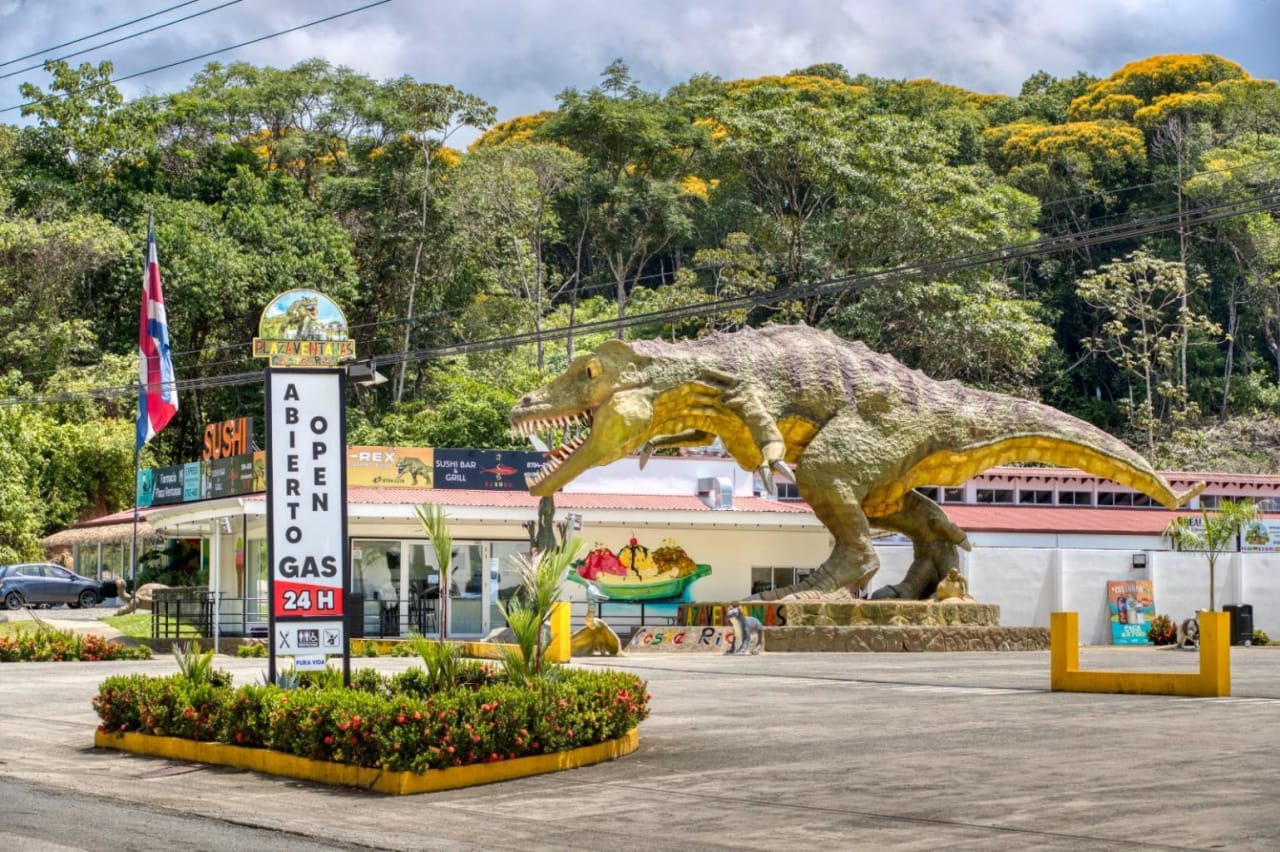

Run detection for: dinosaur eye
[[586, 359, 600, 379]]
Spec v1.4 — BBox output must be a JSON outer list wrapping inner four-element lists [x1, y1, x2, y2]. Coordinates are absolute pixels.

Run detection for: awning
[[42, 520, 164, 549]]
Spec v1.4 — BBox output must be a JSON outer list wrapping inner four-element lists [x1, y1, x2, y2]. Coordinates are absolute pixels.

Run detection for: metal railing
[[568, 600, 676, 633], [151, 587, 216, 639]]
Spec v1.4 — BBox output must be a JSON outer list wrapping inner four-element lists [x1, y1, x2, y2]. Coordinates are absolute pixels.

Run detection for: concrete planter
[[95, 727, 639, 795]]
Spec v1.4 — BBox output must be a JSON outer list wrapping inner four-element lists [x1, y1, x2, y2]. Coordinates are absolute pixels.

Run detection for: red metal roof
[[941, 504, 1204, 535], [342, 487, 810, 513]]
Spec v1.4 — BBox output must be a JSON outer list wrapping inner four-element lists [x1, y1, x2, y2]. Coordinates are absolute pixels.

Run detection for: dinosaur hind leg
[[751, 418, 885, 601], [867, 491, 971, 600]]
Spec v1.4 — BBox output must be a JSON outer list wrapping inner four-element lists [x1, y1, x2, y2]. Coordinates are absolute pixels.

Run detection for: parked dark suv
[[0, 563, 116, 610]]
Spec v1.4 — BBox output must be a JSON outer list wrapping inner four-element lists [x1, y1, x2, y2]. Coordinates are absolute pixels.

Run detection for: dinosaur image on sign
[[510, 324, 1204, 600]]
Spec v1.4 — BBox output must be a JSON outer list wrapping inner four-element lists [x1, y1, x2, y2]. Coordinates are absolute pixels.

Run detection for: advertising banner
[[267, 370, 348, 652], [345, 446, 434, 488], [182, 461, 202, 501], [205, 451, 264, 498], [136, 469, 155, 508], [433, 448, 543, 490], [149, 465, 186, 506], [1107, 579, 1155, 645], [1242, 519, 1280, 552]]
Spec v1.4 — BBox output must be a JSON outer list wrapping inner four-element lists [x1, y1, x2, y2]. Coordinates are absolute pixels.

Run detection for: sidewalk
[[1, 647, 1278, 850], [0, 605, 133, 644]]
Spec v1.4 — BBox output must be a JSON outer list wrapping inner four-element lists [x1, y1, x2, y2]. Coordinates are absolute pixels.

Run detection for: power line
[[0, 0, 209, 68], [0, 0, 246, 82], [1, 0, 395, 115], [3, 185, 1276, 409]]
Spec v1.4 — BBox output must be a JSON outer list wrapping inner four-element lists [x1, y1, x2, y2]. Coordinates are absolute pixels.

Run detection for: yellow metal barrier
[[546, 601, 571, 663], [1050, 610, 1230, 697]]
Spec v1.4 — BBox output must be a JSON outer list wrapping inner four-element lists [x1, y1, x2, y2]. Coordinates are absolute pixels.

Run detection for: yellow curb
[[1050, 610, 1231, 697], [94, 727, 639, 795]]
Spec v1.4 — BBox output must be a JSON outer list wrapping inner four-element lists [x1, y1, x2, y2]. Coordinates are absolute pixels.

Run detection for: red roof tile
[[342, 487, 809, 513], [940, 504, 1202, 535]]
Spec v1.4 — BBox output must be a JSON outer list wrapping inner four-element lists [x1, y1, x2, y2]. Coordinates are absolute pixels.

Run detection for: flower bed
[[0, 626, 152, 662], [93, 665, 649, 774]]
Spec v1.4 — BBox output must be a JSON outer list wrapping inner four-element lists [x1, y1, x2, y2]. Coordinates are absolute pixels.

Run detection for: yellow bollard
[[1050, 609, 1231, 697], [545, 601, 572, 663]]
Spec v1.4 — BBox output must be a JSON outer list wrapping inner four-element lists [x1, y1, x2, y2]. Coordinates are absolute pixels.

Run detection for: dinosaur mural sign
[[346, 446, 435, 488], [253, 289, 355, 368]]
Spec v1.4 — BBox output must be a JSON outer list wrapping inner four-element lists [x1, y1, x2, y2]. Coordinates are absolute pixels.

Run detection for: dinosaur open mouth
[[511, 409, 594, 489]]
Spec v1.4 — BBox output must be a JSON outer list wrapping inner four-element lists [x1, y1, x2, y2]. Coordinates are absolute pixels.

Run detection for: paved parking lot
[[1, 611, 1278, 850]]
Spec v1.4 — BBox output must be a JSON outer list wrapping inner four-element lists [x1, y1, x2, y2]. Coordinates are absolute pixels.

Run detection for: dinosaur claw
[[770, 460, 794, 484], [758, 465, 775, 496], [638, 442, 655, 469]]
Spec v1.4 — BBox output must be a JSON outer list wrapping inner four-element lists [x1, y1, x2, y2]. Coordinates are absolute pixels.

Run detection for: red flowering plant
[[1, 626, 151, 663], [93, 665, 651, 772]]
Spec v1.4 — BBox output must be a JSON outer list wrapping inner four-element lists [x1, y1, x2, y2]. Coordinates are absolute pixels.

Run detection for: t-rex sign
[[510, 324, 1203, 600]]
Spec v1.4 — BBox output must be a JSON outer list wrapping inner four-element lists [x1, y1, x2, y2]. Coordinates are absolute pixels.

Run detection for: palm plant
[[414, 503, 454, 640], [498, 537, 582, 683], [406, 631, 461, 693], [1163, 498, 1260, 611]]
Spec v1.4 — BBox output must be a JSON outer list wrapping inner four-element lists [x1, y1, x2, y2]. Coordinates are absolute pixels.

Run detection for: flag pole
[[131, 212, 156, 597], [131, 447, 140, 597]]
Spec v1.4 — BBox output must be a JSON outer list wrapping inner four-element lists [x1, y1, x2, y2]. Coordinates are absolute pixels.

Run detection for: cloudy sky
[[2, 0, 1278, 132]]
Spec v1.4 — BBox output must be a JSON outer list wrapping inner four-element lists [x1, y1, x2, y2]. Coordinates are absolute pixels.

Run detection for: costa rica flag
[[137, 222, 178, 449]]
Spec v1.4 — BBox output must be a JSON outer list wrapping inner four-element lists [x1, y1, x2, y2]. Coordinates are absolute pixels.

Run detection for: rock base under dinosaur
[[670, 600, 1048, 652], [762, 624, 1049, 652]]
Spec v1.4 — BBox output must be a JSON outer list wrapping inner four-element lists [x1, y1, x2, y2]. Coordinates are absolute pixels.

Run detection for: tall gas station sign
[[254, 289, 356, 684]]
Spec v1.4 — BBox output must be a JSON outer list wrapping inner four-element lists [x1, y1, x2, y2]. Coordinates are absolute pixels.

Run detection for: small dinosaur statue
[[510, 324, 1204, 600]]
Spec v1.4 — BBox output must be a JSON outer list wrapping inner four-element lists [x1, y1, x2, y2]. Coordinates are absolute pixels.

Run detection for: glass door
[[488, 542, 529, 632], [405, 542, 440, 635], [448, 543, 486, 636]]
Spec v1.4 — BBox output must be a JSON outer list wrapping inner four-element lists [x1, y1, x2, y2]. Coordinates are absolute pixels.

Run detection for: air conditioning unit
[[696, 477, 734, 509]]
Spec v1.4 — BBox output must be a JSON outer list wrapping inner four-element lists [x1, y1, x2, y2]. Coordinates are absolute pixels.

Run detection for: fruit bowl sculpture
[[569, 538, 712, 602]]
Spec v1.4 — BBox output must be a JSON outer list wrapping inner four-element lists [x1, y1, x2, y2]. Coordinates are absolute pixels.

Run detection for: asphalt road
[[1, 612, 1279, 851], [1, 777, 363, 851]]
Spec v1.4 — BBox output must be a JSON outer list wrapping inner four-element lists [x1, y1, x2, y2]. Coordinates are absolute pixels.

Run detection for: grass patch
[[101, 613, 161, 641]]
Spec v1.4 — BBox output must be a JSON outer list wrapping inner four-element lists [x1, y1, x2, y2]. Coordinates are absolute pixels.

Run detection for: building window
[[773, 481, 803, 501], [1199, 494, 1221, 509], [942, 487, 965, 503], [1058, 491, 1093, 506], [1019, 489, 1053, 504], [975, 488, 1014, 504], [914, 487, 941, 502], [751, 566, 812, 596]]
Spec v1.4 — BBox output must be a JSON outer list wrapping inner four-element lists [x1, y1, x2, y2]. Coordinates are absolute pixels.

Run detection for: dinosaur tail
[[904, 392, 1204, 511]]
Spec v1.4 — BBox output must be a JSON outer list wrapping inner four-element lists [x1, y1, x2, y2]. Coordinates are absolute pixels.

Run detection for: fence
[[151, 587, 216, 639]]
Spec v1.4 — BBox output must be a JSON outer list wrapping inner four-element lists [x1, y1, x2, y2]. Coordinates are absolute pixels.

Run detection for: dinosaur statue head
[[511, 340, 655, 495]]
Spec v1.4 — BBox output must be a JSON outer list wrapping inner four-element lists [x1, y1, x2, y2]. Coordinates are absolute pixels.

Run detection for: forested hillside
[[2, 53, 1279, 561]]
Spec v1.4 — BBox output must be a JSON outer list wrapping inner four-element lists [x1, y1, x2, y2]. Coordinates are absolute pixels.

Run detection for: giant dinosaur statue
[[509, 324, 1204, 600]]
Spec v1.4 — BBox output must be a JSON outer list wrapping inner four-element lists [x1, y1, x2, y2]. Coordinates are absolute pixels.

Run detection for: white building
[[57, 455, 1280, 646]]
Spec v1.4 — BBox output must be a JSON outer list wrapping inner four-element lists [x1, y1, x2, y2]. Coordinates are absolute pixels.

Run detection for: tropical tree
[[1077, 251, 1222, 455], [445, 142, 585, 369], [1163, 498, 1260, 611]]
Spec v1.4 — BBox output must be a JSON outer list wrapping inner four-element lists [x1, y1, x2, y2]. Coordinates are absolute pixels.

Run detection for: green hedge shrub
[[0, 626, 152, 662], [94, 666, 648, 772]]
